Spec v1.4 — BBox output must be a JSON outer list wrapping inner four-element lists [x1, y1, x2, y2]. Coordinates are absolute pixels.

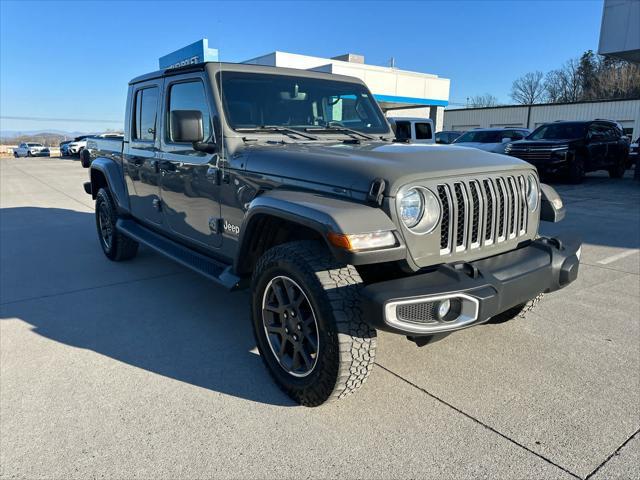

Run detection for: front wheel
[[489, 293, 544, 323], [567, 156, 585, 184], [27, 151, 32, 157], [251, 241, 377, 406]]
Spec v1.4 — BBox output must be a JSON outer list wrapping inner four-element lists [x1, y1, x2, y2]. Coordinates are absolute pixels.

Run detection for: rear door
[[158, 74, 222, 248], [123, 81, 163, 225]]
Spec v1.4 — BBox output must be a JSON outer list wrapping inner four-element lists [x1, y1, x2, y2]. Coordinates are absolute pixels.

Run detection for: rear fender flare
[[90, 158, 129, 213]]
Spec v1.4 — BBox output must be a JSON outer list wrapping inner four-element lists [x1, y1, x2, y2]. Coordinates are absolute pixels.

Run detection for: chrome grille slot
[[437, 185, 452, 252], [435, 174, 531, 258], [496, 178, 507, 241], [454, 183, 467, 251], [483, 179, 495, 244]]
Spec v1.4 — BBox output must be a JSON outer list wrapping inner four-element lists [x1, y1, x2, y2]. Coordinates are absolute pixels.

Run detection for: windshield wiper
[[235, 126, 318, 141], [304, 126, 375, 140]]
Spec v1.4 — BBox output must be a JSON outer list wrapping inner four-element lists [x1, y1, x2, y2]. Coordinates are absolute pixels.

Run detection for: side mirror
[[170, 110, 204, 143]]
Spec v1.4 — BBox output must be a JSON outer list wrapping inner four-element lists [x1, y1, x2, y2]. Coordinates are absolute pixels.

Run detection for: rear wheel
[[251, 241, 377, 406], [608, 156, 626, 178], [95, 188, 139, 261]]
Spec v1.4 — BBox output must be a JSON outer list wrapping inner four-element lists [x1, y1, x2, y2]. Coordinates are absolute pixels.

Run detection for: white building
[[599, 0, 640, 63], [242, 51, 450, 131], [443, 99, 640, 139]]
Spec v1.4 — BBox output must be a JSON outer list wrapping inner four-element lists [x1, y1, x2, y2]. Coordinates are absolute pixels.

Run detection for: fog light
[[437, 299, 451, 319]]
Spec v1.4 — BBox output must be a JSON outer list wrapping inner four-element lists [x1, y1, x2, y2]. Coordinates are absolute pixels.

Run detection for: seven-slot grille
[[437, 175, 528, 254]]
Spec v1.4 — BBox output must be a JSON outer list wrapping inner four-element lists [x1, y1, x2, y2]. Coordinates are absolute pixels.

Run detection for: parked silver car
[[453, 127, 530, 154], [14, 142, 50, 157]]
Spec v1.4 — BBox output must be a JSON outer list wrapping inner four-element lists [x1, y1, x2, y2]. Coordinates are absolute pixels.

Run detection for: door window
[[415, 122, 433, 140], [133, 87, 159, 141], [167, 81, 212, 143]]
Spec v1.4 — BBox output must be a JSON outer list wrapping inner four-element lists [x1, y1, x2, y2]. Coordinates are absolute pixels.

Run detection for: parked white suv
[[14, 142, 50, 157], [453, 127, 530, 154], [67, 136, 90, 156], [388, 117, 435, 144]]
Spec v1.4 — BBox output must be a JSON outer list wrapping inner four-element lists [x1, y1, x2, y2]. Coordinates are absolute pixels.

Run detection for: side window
[[168, 81, 212, 143], [588, 124, 602, 140], [133, 87, 159, 141], [415, 122, 433, 140], [395, 121, 411, 140]]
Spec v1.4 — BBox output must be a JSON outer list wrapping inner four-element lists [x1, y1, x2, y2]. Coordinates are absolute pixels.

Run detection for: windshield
[[27, 143, 42, 147], [218, 71, 389, 135], [528, 123, 587, 140], [454, 130, 503, 144]]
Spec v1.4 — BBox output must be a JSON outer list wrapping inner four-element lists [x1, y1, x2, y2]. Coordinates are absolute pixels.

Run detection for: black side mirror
[[170, 110, 204, 143]]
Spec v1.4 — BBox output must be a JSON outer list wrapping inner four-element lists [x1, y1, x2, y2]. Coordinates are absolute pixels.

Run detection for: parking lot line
[[597, 249, 639, 265]]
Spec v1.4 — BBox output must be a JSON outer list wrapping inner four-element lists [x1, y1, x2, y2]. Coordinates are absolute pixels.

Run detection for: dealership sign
[[159, 39, 219, 70]]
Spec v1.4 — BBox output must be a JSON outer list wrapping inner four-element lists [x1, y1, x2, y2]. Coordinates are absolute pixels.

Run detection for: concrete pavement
[[1, 157, 638, 479]]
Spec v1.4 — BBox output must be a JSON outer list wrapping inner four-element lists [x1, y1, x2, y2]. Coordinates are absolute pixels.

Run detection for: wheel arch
[[234, 189, 404, 276], [89, 158, 129, 213]]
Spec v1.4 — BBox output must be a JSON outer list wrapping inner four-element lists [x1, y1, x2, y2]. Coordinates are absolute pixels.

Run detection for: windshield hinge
[[367, 178, 386, 206]]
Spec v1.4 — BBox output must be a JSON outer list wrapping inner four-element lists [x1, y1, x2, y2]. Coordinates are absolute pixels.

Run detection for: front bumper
[[361, 234, 581, 335]]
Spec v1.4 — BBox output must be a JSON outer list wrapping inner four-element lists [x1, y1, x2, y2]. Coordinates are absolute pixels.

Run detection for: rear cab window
[[132, 87, 159, 141], [415, 122, 432, 140]]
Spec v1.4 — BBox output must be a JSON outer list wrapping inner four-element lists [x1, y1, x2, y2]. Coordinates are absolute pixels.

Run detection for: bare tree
[[510, 71, 545, 104], [468, 93, 498, 107], [544, 59, 581, 103]]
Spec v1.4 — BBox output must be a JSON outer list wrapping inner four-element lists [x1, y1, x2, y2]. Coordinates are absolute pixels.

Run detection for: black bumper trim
[[361, 234, 581, 335]]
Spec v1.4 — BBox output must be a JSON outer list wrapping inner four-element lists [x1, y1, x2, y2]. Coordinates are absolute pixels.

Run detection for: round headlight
[[399, 188, 423, 228], [527, 174, 539, 212], [399, 187, 441, 234]]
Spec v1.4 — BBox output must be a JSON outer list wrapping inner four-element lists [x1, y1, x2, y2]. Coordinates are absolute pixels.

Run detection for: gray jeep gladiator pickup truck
[[84, 62, 580, 406]]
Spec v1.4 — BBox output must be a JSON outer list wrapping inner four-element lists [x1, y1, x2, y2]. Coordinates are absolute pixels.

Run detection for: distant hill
[[0, 129, 90, 139]]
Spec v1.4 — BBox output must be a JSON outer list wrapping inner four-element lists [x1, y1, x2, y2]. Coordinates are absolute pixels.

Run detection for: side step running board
[[116, 219, 240, 290]]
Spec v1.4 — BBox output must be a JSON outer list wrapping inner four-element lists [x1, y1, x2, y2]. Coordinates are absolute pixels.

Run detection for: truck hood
[[243, 141, 533, 196], [453, 142, 504, 152]]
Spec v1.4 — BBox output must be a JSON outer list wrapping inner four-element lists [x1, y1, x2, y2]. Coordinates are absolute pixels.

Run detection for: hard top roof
[[129, 61, 368, 86]]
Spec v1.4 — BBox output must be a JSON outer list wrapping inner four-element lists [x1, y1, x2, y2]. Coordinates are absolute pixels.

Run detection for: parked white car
[[452, 127, 530, 154], [388, 117, 435, 144], [67, 136, 90, 156], [14, 142, 50, 157]]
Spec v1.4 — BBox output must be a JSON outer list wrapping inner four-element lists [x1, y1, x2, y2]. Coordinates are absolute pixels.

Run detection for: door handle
[[159, 160, 178, 172]]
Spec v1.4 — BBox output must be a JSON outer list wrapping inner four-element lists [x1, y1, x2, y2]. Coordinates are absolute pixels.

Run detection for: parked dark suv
[[505, 120, 629, 183]]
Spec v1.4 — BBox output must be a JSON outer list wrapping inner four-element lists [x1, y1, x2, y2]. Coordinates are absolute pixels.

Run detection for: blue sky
[[1, 0, 605, 133]]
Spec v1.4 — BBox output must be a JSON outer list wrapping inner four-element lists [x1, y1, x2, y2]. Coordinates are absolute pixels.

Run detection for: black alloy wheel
[[261, 275, 319, 377], [97, 200, 114, 251]]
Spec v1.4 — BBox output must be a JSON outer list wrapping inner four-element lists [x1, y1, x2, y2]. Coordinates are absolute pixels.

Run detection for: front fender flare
[[235, 189, 406, 271]]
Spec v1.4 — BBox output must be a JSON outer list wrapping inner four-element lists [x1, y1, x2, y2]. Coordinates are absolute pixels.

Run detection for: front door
[[159, 75, 222, 248], [587, 123, 608, 169], [123, 82, 163, 224]]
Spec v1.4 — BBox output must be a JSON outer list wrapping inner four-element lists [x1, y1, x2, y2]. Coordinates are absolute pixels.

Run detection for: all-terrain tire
[[608, 157, 626, 178], [489, 293, 544, 323], [95, 188, 139, 261], [251, 240, 377, 407]]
